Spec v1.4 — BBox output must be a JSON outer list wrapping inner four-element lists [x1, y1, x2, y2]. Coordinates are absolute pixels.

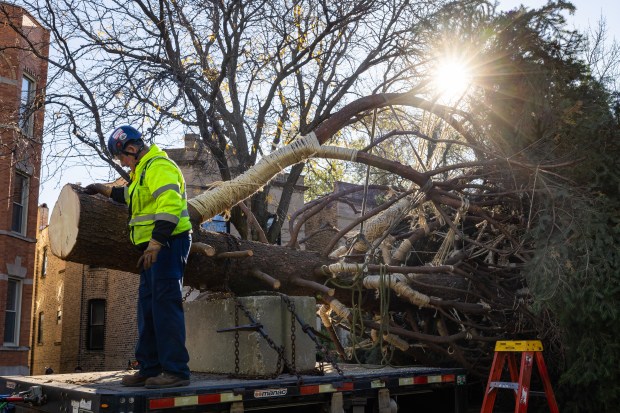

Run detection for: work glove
[[84, 183, 111, 197], [137, 239, 163, 270]]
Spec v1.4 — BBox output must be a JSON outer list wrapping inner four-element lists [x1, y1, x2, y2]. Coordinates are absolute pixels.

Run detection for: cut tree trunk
[[48, 184, 473, 305], [49, 184, 325, 294]]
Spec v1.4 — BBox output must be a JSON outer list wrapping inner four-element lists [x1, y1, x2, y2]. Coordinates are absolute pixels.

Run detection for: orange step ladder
[[481, 340, 559, 413]]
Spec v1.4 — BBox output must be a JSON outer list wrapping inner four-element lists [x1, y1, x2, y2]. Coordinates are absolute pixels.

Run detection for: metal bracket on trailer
[[330, 392, 344, 413], [230, 401, 244, 412], [378, 388, 397, 413]]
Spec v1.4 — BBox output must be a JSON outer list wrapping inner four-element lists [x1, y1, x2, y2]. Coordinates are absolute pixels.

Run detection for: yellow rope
[[327, 262, 364, 277], [189, 132, 321, 222], [432, 196, 469, 265]]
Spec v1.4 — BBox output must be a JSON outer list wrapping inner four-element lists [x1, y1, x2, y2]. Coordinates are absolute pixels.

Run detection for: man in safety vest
[[85, 125, 192, 389]]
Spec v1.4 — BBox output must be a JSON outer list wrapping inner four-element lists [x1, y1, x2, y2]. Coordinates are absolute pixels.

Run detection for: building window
[[3, 278, 22, 346], [20, 75, 36, 136], [37, 312, 44, 345], [11, 171, 29, 235], [201, 214, 230, 233], [41, 248, 48, 278], [88, 299, 105, 350]]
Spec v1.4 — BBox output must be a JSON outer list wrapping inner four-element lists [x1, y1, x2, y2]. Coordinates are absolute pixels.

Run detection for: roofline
[[0, 1, 48, 31]]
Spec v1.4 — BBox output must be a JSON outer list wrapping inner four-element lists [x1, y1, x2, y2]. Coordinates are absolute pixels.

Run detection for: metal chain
[[222, 234, 250, 378], [182, 286, 194, 302], [288, 297, 297, 372], [279, 293, 345, 377], [233, 297, 296, 380], [220, 234, 299, 381], [234, 303, 240, 375], [217, 234, 292, 382]]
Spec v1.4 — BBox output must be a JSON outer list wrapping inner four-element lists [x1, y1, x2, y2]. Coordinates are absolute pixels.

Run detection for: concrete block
[[184, 296, 316, 375]]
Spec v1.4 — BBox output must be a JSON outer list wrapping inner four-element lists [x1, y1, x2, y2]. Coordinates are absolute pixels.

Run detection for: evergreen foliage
[[526, 192, 620, 412]]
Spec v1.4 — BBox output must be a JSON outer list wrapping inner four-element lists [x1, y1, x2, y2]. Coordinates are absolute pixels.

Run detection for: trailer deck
[[1, 363, 467, 412]]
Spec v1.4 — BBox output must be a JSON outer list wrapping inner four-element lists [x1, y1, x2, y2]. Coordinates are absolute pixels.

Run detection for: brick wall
[[31, 225, 139, 374], [0, 3, 49, 376], [30, 225, 63, 375], [304, 201, 339, 252]]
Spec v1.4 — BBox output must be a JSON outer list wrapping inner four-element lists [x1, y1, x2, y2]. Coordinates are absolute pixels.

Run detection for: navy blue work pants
[[136, 233, 191, 379]]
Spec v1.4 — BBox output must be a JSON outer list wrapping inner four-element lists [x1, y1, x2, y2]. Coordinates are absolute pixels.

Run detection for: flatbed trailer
[[0, 364, 467, 412]]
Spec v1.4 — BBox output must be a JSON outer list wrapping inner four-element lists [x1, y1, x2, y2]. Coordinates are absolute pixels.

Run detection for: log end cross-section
[[48, 184, 142, 270], [49, 184, 81, 259]]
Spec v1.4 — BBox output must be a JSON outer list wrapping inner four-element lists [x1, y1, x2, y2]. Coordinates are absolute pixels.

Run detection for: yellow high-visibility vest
[[124, 144, 192, 246]]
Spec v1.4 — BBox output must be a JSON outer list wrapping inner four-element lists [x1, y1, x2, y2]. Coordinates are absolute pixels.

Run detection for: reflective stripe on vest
[[129, 210, 190, 225], [152, 183, 180, 199], [151, 183, 188, 200]]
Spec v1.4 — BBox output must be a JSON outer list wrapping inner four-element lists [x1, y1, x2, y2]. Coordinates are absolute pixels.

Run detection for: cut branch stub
[[216, 250, 253, 259], [191, 242, 216, 257], [291, 277, 335, 296], [249, 268, 281, 289]]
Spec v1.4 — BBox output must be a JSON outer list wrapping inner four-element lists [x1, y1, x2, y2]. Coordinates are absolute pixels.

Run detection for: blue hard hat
[[107, 125, 143, 156]]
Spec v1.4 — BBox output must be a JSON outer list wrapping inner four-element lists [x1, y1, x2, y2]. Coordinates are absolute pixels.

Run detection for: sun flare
[[431, 57, 473, 104]]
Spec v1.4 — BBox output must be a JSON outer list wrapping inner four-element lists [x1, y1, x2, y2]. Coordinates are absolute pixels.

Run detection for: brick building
[[31, 210, 139, 375], [304, 181, 384, 252], [0, 3, 49, 376], [30, 135, 307, 373]]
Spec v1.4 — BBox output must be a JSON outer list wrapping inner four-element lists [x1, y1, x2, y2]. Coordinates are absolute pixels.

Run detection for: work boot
[[145, 372, 190, 389], [121, 372, 149, 387]]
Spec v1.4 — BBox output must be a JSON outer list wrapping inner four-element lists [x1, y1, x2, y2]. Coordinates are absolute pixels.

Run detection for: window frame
[[37, 312, 44, 345], [40, 248, 48, 278], [11, 171, 29, 235], [3, 277, 22, 346], [19, 74, 36, 136], [87, 299, 106, 351]]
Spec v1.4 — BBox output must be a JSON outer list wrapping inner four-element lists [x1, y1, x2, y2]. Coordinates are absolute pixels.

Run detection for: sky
[[499, 0, 619, 39], [36, 0, 619, 213]]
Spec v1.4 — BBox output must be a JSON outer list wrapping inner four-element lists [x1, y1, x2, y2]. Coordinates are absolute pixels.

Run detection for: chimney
[[38, 203, 49, 230], [184, 133, 201, 150]]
